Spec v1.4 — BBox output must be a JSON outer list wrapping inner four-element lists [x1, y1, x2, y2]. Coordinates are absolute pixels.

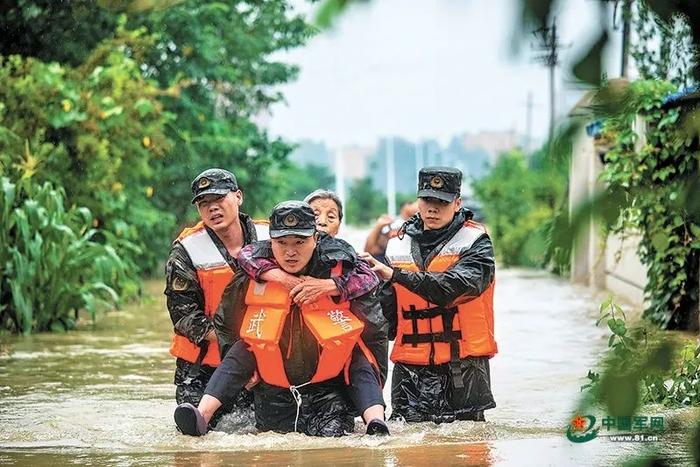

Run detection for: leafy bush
[[0, 33, 174, 276], [0, 1, 314, 333], [345, 177, 388, 226], [0, 178, 128, 334], [473, 149, 568, 268], [582, 297, 700, 409], [599, 80, 699, 329]]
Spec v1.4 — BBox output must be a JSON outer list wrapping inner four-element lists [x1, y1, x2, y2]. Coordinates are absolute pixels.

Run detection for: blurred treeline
[[473, 147, 568, 271], [0, 0, 316, 333]]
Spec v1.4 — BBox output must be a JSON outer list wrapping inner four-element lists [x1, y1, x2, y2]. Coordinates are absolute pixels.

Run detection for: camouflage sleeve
[[164, 242, 213, 345]]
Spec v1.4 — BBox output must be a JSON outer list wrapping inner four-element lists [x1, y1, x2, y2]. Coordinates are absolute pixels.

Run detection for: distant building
[[341, 145, 376, 180], [288, 129, 524, 197], [288, 140, 376, 181], [457, 129, 523, 163]]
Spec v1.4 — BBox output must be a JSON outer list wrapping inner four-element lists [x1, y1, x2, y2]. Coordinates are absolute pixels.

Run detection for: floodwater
[[0, 231, 696, 466]]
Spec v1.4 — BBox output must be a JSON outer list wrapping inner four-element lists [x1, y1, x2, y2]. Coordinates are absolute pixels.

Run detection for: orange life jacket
[[169, 220, 269, 367], [239, 276, 375, 389], [385, 220, 497, 368]]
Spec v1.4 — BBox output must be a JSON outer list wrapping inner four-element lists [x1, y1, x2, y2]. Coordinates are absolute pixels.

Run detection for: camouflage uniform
[[165, 213, 259, 417]]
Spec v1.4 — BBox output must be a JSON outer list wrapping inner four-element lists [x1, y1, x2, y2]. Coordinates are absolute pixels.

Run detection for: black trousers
[[204, 340, 385, 434], [174, 358, 253, 426], [389, 356, 495, 424]]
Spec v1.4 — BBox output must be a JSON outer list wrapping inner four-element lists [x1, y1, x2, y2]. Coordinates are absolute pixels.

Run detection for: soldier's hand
[[375, 214, 393, 227], [359, 252, 394, 281], [290, 278, 337, 305]]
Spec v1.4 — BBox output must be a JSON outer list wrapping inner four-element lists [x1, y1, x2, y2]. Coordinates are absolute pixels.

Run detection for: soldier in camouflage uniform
[[166, 168, 264, 423]]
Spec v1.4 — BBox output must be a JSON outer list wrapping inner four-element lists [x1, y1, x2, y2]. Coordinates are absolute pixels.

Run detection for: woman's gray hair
[[303, 189, 343, 221]]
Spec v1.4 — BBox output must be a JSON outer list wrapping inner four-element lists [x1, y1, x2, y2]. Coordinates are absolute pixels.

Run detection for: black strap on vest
[[400, 305, 464, 388], [442, 308, 464, 389]]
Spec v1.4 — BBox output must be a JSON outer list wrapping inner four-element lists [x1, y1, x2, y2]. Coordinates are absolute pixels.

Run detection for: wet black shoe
[[366, 418, 390, 436], [174, 403, 208, 436]]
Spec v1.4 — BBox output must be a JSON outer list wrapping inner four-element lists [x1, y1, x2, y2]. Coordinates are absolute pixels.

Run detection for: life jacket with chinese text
[[239, 265, 377, 388], [385, 220, 497, 372], [169, 220, 269, 367]]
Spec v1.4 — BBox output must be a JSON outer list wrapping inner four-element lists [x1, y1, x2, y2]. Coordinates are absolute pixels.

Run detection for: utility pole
[[415, 140, 425, 184], [386, 138, 396, 217], [598, 0, 632, 78], [532, 19, 563, 143], [620, 0, 631, 77], [525, 91, 533, 152], [334, 146, 345, 226]]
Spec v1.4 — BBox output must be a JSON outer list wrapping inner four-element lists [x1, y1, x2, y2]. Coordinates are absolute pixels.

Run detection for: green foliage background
[[473, 148, 568, 270], [0, 177, 127, 334], [345, 177, 388, 226], [599, 80, 700, 330], [0, 1, 313, 333]]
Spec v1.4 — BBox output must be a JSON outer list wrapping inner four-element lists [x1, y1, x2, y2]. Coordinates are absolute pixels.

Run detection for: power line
[[532, 18, 565, 143]]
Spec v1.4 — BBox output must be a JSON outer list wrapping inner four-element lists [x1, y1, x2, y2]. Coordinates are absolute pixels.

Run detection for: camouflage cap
[[191, 168, 238, 204], [417, 166, 462, 202], [269, 200, 316, 238]]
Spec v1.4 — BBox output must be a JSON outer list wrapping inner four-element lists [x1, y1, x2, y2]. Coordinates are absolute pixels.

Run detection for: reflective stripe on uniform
[[385, 234, 413, 265], [438, 223, 485, 256], [254, 222, 270, 241], [385, 222, 485, 268]]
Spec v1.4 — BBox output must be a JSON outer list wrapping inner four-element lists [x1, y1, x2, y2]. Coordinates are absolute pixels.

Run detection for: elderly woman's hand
[[289, 277, 338, 305]]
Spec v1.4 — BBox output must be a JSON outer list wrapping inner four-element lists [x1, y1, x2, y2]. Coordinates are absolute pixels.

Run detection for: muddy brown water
[[0, 262, 695, 465]]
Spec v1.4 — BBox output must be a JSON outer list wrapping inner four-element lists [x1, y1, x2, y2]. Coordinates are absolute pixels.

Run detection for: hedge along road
[[0, 228, 693, 466]]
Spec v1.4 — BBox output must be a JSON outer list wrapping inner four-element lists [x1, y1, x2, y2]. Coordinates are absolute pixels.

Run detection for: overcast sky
[[266, 0, 623, 147]]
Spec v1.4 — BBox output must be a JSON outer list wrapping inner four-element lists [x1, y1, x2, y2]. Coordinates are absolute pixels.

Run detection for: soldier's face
[[417, 196, 461, 230], [309, 198, 341, 237], [271, 234, 317, 274], [196, 191, 242, 233]]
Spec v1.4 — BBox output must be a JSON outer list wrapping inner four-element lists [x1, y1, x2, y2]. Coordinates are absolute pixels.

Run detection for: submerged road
[[0, 226, 693, 466]]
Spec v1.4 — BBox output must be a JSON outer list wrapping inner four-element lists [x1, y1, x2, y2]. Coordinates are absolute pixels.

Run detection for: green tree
[[275, 163, 335, 203], [473, 149, 566, 268], [0, 1, 117, 65], [0, 30, 173, 276], [128, 1, 314, 221], [0, 0, 314, 271], [345, 177, 387, 225]]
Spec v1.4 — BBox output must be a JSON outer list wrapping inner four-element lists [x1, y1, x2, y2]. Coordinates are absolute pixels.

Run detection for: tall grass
[[1, 177, 128, 334]]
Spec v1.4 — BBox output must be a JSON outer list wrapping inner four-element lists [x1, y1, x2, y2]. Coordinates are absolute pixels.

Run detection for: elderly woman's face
[[309, 198, 340, 237]]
